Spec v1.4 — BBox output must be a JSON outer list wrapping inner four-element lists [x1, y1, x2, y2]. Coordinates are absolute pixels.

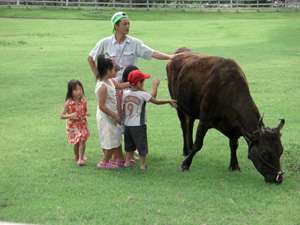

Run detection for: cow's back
[[167, 54, 227, 116], [167, 53, 258, 129]]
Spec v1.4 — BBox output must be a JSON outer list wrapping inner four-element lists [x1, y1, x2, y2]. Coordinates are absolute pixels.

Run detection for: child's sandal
[[124, 161, 131, 167], [77, 159, 86, 166], [96, 161, 108, 169], [116, 159, 125, 168], [124, 160, 135, 168], [109, 159, 125, 168], [74, 156, 87, 161], [106, 161, 119, 169], [140, 165, 148, 171]]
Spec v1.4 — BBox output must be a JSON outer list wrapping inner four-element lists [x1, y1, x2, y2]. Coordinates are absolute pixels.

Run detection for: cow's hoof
[[229, 165, 241, 171], [181, 162, 190, 171]]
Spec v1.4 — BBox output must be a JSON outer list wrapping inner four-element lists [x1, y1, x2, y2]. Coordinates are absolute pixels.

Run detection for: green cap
[[111, 12, 128, 27]]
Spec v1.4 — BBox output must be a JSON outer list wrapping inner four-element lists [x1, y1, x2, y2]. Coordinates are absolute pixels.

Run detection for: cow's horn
[[276, 119, 285, 132], [258, 113, 265, 128]]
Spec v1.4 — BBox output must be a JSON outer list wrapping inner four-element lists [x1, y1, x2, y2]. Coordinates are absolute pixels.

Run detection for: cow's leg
[[229, 138, 240, 171], [181, 123, 208, 171], [177, 110, 195, 156]]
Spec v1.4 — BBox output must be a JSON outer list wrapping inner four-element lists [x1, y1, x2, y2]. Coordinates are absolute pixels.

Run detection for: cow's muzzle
[[265, 171, 284, 184], [275, 171, 284, 184]]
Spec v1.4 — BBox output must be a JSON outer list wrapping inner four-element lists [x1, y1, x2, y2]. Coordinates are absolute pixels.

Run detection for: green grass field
[[0, 7, 300, 225]]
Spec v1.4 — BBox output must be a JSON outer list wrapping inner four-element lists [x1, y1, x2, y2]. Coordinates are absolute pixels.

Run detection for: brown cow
[[167, 49, 285, 184]]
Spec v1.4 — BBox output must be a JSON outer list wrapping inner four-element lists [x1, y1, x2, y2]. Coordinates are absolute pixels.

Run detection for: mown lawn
[[0, 8, 300, 225]]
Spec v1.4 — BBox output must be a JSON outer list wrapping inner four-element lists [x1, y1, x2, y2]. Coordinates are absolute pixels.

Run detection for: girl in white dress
[[95, 55, 129, 169]]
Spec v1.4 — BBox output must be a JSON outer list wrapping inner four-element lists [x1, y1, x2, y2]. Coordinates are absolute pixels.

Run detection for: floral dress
[[65, 98, 90, 144]]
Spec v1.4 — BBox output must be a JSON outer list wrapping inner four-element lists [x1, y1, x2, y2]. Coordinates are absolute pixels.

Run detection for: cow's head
[[248, 119, 285, 184]]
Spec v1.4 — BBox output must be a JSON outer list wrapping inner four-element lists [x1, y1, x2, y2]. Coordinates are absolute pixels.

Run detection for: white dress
[[95, 79, 122, 149]]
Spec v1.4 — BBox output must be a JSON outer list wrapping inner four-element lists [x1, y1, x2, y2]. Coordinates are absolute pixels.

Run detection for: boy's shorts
[[124, 125, 148, 157]]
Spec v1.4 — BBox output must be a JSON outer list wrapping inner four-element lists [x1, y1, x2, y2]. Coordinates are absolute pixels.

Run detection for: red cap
[[128, 70, 151, 85]]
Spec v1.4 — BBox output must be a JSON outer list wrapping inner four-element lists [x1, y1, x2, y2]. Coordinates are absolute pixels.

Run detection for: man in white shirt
[[88, 11, 176, 81]]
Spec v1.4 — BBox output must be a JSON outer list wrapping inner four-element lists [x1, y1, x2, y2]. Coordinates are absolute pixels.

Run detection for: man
[[88, 11, 175, 81]]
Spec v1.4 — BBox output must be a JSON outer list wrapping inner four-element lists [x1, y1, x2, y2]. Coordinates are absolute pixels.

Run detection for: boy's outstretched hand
[[152, 79, 160, 87]]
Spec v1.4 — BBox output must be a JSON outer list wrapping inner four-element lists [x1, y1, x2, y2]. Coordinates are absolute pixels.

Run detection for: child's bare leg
[[109, 146, 124, 167], [124, 151, 134, 166], [114, 145, 124, 161], [125, 152, 134, 161], [111, 152, 116, 161], [140, 155, 147, 170], [103, 149, 113, 163], [76, 141, 86, 166], [78, 141, 86, 161], [73, 143, 79, 161], [96, 149, 114, 168], [134, 150, 139, 160], [81, 140, 87, 160]]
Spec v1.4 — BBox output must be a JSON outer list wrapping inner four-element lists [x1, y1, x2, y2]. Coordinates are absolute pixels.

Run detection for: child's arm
[[149, 97, 177, 108], [98, 85, 121, 124], [60, 102, 78, 120], [148, 79, 177, 107], [151, 79, 160, 98], [112, 79, 130, 90], [115, 81, 130, 90]]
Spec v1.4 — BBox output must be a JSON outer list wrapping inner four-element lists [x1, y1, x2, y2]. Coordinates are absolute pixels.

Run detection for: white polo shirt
[[89, 35, 154, 80], [123, 90, 152, 126]]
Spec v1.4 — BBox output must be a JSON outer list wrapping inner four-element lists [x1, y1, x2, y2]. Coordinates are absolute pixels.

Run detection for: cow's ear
[[275, 119, 285, 133], [248, 141, 257, 160], [241, 127, 252, 143], [252, 130, 261, 141]]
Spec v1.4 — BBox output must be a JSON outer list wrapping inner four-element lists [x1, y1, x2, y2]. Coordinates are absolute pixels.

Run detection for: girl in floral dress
[[61, 80, 90, 166]]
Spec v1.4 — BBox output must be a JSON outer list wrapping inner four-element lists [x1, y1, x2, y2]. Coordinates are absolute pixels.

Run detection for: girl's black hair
[[96, 55, 114, 80], [65, 79, 85, 101], [122, 65, 139, 82]]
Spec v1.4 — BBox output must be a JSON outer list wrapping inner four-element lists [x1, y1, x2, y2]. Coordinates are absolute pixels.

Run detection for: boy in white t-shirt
[[123, 69, 177, 170]]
